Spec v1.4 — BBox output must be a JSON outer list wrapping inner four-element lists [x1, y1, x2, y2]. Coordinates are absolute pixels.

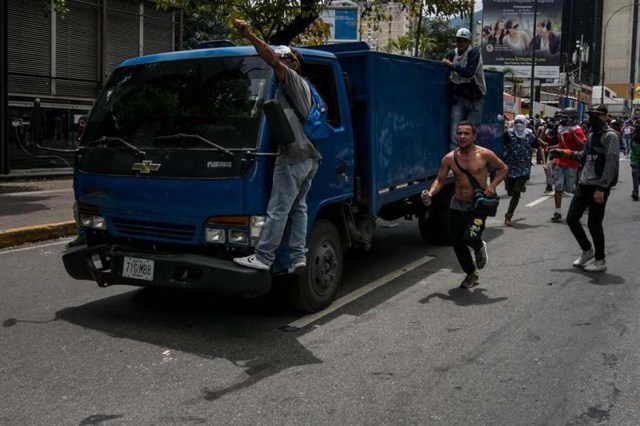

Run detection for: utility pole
[[576, 34, 584, 98], [529, 0, 538, 116], [629, 1, 639, 115]]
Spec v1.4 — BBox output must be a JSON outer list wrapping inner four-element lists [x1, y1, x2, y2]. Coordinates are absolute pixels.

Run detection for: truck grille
[[112, 217, 196, 242]]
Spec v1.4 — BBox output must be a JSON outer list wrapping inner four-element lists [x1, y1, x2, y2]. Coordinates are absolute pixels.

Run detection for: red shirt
[[553, 126, 585, 169]]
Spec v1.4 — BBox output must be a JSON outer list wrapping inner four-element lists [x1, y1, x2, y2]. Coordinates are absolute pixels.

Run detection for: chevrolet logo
[[132, 160, 161, 174]]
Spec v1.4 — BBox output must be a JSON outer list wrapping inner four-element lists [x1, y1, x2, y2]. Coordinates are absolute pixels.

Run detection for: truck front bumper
[[62, 244, 271, 298]]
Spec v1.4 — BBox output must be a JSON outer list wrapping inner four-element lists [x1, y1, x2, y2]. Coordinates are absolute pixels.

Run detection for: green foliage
[[55, 0, 472, 47]]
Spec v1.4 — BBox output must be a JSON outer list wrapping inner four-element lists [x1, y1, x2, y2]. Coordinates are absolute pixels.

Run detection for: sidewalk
[[0, 172, 76, 249]]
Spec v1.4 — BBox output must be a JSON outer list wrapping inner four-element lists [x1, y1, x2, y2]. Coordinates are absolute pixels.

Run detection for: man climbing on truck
[[422, 121, 508, 289], [231, 19, 322, 273]]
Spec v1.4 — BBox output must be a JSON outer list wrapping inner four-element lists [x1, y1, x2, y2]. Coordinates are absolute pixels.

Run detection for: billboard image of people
[[482, 0, 563, 79]]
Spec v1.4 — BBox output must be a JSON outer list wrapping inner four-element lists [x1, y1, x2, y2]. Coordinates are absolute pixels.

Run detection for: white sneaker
[[572, 248, 595, 268], [288, 261, 307, 274], [583, 259, 607, 272], [233, 254, 270, 270]]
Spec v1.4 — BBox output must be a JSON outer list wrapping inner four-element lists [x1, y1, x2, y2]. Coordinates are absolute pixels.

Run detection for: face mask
[[589, 115, 605, 131], [514, 123, 527, 137]]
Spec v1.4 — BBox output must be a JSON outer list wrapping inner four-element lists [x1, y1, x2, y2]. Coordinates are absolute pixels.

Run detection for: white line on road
[[0, 239, 71, 255], [1, 188, 73, 197], [526, 195, 552, 207], [284, 255, 435, 331]]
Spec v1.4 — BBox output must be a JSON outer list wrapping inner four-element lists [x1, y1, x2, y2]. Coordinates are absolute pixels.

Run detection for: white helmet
[[456, 28, 472, 41]]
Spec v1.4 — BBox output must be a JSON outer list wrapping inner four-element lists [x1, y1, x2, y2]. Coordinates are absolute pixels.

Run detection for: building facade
[[2, 0, 180, 172]]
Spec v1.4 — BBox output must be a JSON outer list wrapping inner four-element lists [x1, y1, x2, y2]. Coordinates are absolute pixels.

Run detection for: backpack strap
[[453, 148, 483, 190], [279, 80, 309, 124]]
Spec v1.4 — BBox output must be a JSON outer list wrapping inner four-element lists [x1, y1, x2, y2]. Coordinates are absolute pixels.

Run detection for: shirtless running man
[[422, 121, 508, 288]]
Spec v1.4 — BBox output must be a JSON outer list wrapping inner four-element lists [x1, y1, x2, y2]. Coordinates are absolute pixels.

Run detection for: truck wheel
[[287, 219, 343, 313]]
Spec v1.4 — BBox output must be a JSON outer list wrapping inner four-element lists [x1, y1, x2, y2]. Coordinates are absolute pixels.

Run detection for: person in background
[[443, 28, 486, 151], [621, 119, 633, 156], [548, 108, 586, 222], [630, 117, 640, 201], [549, 104, 620, 272], [503, 114, 537, 226]]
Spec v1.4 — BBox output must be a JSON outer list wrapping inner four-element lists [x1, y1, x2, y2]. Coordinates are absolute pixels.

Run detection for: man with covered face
[[548, 107, 586, 223], [503, 115, 537, 226], [548, 104, 620, 272]]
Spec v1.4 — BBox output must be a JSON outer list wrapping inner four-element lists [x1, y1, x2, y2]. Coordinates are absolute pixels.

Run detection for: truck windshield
[[82, 56, 271, 150]]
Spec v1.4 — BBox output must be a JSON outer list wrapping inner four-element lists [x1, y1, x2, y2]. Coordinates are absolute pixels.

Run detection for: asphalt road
[[1, 161, 639, 426]]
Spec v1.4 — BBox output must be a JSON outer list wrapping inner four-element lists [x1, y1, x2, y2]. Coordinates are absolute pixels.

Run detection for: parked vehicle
[[61, 42, 503, 312]]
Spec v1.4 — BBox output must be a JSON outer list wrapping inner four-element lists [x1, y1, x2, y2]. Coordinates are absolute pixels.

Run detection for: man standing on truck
[[231, 19, 321, 273], [443, 28, 486, 151], [422, 121, 508, 289]]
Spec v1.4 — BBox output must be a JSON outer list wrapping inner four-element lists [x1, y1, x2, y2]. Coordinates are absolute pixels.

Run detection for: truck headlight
[[80, 214, 107, 230], [228, 230, 249, 245], [205, 228, 225, 243]]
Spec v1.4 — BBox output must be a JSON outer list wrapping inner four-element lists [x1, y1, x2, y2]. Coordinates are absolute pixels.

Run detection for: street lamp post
[[600, 2, 640, 104]]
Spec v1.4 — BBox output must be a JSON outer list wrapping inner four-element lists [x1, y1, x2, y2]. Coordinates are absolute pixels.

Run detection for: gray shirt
[[274, 67, 322, 165], [571, 129, 619, 190]]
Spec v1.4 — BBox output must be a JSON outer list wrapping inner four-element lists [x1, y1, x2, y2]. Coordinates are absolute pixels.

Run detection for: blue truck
[[61, 42, 503, 312]]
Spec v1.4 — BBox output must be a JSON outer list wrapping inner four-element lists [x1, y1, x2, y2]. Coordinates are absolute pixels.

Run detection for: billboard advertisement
[[482, 0, 564, 79], [320, 4, 359, 43]]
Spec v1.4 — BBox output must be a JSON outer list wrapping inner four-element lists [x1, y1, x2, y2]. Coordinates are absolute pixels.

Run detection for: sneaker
[[475, 241, 488, 269], [551, 212, 562, 222], [504, 216, 513, 227], [583, 259, 607, 272], [288, 260, 307, 274], [233, 254, 270, 270], [632, 193, 639, 201], [572, 248, 595, 268], [545, 184, 553, 193], [460, 270, 480, 289]]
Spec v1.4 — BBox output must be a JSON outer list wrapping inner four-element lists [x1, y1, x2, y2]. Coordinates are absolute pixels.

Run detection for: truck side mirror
[[262, 100, 295, 145]]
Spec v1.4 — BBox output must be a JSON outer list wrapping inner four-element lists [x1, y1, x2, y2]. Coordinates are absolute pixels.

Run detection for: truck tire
[[419, 185, 454, 245], [287, 219, 343, 313]]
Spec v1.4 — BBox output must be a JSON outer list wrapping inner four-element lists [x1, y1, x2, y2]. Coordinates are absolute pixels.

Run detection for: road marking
[[0, 239, 71, 255], [526, 195, 552, 207], [284, 255, 435, 331], [1, 188, 73, 197]]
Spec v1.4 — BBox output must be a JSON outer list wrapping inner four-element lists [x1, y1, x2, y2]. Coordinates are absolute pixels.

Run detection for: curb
[[0, 221, 76, 249]]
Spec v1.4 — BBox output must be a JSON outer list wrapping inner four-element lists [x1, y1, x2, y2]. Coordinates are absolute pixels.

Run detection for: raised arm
[[233, 19, 287, 82]]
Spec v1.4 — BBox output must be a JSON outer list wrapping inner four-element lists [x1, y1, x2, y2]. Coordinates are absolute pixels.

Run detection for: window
[[303, 63, 342, 128]]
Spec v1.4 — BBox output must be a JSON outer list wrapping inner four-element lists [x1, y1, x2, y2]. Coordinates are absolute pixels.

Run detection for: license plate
[[122, 256, 154, 281]]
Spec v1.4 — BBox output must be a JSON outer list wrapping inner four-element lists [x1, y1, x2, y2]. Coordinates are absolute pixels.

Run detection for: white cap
[[456, 28, 472, 40], [274, 45, 292, 56]]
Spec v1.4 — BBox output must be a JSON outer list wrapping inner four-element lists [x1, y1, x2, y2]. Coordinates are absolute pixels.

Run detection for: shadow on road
[[419, 287, 508, 306], [550, 268, 626, 286], [55, 289, 322, 402]]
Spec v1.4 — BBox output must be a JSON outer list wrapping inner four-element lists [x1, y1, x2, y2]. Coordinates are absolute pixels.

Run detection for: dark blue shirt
[[504, 129, 536, 178]]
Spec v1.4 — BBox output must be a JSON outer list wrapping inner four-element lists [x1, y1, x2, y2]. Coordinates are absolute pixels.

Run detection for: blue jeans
[[255, 158, 319, 266], [621, 134, 630, 155], [450, 97, 483, 150]]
